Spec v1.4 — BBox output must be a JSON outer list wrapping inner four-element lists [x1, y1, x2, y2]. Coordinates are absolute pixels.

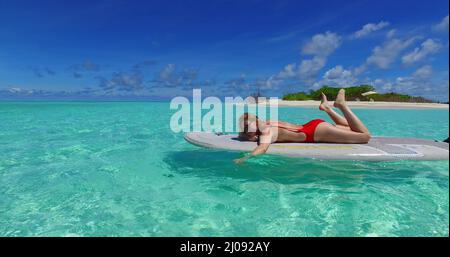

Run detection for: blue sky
[[0, 0, 448, 101]]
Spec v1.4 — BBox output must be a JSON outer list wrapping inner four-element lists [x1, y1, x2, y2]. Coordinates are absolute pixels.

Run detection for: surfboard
[[184, 132, 449, 161]]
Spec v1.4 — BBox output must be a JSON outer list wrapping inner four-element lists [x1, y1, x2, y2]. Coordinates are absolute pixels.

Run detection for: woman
[[234, 89, 371, 164]]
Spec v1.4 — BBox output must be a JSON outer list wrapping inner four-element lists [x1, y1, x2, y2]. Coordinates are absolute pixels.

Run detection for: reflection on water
[[0, 102, 448, 236]]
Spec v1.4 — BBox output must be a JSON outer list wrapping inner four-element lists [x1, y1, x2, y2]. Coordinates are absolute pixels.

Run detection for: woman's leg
[[314, 123, 371, 144], [334, 89, 370, 134], [319, 93, 349, 127]]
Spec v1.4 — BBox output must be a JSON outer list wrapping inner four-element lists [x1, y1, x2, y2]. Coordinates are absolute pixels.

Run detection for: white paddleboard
[[184, 132, 449, 161]]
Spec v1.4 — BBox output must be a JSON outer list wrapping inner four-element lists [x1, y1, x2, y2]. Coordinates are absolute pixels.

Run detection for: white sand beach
[[261, 100, 449, 109]]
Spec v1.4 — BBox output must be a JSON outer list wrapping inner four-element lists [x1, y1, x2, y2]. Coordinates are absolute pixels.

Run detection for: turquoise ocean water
[[0, 102, 448, 236]]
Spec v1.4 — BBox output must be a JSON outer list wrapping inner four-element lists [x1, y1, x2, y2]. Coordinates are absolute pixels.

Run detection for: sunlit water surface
[[0, 102, 448, 236]]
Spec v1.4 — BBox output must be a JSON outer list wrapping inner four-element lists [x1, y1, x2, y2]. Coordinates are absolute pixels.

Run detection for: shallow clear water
[[0, 102, 448, 236]]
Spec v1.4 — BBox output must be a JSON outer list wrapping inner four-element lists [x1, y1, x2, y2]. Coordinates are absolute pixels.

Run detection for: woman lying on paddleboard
[[235, 89, 371, 164]]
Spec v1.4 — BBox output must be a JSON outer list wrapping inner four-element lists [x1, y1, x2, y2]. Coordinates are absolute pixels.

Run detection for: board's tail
[[444, 137, 449, 143]]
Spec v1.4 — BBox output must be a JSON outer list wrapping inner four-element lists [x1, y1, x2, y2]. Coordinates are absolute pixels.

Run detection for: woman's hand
[[233, 143, 271, 165], [234, 155, 250, 164], [234, 129, 273, 165], [234, 157, 246, 165]]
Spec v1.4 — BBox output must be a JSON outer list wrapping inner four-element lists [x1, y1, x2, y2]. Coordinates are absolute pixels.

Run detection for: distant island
[[282, 85, 434, 103]]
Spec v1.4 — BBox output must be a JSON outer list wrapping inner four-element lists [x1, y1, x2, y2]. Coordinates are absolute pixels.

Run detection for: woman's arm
[[234, 127, 274, 164], [234, 142, 270, 164]]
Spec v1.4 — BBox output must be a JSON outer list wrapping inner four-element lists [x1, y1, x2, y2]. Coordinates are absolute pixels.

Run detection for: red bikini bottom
[[298, 119, 326, 143]]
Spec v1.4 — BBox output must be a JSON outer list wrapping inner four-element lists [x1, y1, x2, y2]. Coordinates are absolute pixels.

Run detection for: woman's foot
[[334, 89, 347, 109], [319, 92, 332, 111]]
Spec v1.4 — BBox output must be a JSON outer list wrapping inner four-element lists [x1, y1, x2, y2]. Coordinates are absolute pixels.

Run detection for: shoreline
[[1, 99, 449, 109], [260, 100, 450, 109]]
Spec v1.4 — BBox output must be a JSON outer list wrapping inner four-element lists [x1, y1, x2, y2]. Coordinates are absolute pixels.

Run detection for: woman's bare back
[[265, 122, 307, 143]]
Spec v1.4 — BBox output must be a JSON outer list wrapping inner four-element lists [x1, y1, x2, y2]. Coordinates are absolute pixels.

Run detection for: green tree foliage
[[282, 85, 433, 103], [282, 92, 312, 100]]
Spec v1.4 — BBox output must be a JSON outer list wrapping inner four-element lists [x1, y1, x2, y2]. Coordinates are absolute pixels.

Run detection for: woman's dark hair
[[238, 113, 261, 144]]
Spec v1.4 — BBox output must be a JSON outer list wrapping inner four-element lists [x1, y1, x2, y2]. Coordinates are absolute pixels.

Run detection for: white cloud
[[376, 66, 446, 99], [370, 78, 393, 92], [306, 65, 448, 102], [277, 63, 298, 79], [262, 76, 284, 89], [98, 71, 145, 92], [82, 60, 100, 71], [267, 32, 342, 86], [0, 87, 103, 98], [366, 37, 416, 69], [412, 65, 433, 78], [433, 15, 449, 32], [301, 31, 342, 57], [353, 64, 367, 76], [401, 39, 442, 65], [353, 21, 390, 39], [312, 65, 357, 88], [295, 32, 343, 83], [392, 76, 425, 94], [8, 87, 25, 93], [386, 29, 396, 38], [159, 64, 176, 81], [225, 74, 250, 91], [323, 65, 352, 79], [347, 66, 448, 101], [151, 64, 214, 92], [249, 76, 284, 91], [298, 56, 327, 82]]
